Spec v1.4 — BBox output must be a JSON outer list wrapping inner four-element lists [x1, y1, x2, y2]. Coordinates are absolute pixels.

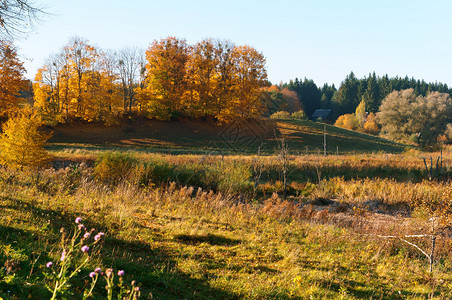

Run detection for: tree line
[[1, 35, 451, 146], [282, 71, 452, 120], [31, 36, 268, 123]]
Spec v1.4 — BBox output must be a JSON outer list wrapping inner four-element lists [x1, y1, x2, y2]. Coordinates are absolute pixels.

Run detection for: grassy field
[[46, 118, 406, 155], [1, 119, 451, 299]]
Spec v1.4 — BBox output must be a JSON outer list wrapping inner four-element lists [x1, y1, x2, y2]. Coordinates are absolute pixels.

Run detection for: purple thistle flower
[[61, 251, 66, 261], [98, 232, 105, 237], [83, 232, 91, 239], [81, 245, 89, 253], [89, 272, 96, 278], [78, 224, 85, 230], [95, 267, 102, 273], [117, 270, 125, 276], [46, 262, 53, 268], [134, 286, 140, 292], [75, 217, 82, 224], [94, 234, 101, 241]]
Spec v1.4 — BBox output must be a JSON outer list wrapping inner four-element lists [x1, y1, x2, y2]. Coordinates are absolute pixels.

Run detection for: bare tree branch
[[0, 0, 45, 38]]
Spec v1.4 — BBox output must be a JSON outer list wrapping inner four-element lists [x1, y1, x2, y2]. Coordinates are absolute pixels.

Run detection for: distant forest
[[282, 72, 451, 120]]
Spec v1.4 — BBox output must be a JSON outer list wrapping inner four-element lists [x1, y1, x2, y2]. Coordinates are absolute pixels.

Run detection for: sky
[[14, 0, 452, 87]]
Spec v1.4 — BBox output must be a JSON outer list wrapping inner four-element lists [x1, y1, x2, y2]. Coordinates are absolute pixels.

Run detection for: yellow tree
[[184, 39, 218, 117], [363, 112, 379, 134], [355, 98, 367, 127], [33, 54, 65, 124], [33, 66, 53, 111], [57, 47, 73, 120], [0, 108, 51, 169], [218, 45, 267, 121], [64, 37, 99, 118], [212, 40, 235, 118], [0, 40, 28, 116], [145, 37, 189, 119]]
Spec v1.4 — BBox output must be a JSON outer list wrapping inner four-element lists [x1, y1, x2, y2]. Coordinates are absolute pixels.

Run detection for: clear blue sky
[[15, 0, 452, 87]]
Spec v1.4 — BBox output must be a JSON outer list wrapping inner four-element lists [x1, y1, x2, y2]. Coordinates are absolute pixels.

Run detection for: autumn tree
[[144, 37, 189, 119], [218, 45, 267, 120], [33, 54, 64, 124], [363, 113, 379, 134], [184, 38, 217, 117], [212, 40, 235, 117], [116, 47, 143, 114], [417, 91, 452, 145], [58, 47, 72, 120], [377, 89, 452, 145], [355, 99, 366, 127], [0, 39, 28, 116], [33, 37, 269, 122], [335, 99, 379, 135], [97, 49, 121, 123], [281, 88, 302, 113], [64, 37, 99, 119], [0, 108, 51, 169]]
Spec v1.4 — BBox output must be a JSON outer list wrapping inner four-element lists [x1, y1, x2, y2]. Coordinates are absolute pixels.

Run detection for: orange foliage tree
[[184, 38, 217, 118], [144, 37, 189, 120], [0, 40, 28, 116], [33, 36, 268, 123], [219, 45, 267, 120]]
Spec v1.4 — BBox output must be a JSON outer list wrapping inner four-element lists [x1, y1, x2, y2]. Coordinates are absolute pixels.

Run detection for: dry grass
[[0, 149, 452, 298]]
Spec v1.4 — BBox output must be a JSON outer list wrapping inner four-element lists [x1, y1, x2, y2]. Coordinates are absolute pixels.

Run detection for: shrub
[[270, 111, 291, 120], [94, 152, 138, 184], [334, 113, 359, 130], [445, 123, 452, 143], [291, 110, 308, 120], [212, 161, 253, 195], [363, 113, 379, 134]]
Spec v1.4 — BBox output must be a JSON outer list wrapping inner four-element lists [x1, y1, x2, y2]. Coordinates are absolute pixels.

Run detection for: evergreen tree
[[320, 83, 336, 109], [363, 72, 381, 113], [331, 71, 359, 118]]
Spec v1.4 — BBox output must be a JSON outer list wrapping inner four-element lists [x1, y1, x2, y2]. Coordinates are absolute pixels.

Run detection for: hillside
[[47, 118, 405, 155]]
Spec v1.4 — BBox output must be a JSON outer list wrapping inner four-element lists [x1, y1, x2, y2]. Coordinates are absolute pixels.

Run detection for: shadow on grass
[[0, 196, 240, 300], [316, 277, 433, 299], [174, 234, 241, 246]]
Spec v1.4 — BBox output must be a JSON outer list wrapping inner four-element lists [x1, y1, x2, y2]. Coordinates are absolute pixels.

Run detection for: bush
[[270, 111, 291, 120], [291, 110, 307, 120], [211, 161, 253, 195], [94, 152, 139, 184], [445, 123, 452, 143], [334, 114, 359, 130]]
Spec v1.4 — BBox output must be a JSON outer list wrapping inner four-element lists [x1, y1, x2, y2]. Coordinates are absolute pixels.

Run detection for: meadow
[[0, 119, 451, 299]]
